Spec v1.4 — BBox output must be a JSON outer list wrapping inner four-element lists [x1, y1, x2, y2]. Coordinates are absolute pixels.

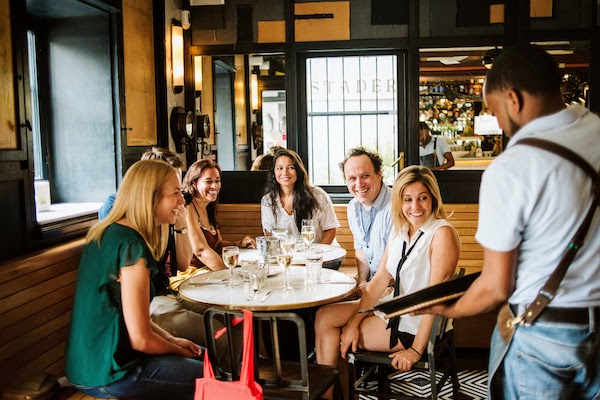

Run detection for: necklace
[[191, 201, 217, 235]]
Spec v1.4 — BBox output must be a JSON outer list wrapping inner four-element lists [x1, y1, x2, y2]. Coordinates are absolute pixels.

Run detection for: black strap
[[515, 138, 599, 325], [387, 231, 424, 348], [167, 225, 177, 277]]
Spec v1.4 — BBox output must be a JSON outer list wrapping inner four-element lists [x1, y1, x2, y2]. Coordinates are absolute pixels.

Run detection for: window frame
[[295, 49, 408, 201]]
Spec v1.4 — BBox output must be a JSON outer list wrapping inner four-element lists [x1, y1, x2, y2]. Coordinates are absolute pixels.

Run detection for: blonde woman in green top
[[66, 160, 203, 399]]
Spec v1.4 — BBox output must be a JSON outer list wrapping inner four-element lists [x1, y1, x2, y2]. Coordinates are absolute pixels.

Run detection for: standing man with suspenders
[[417, 44, 600, 399]]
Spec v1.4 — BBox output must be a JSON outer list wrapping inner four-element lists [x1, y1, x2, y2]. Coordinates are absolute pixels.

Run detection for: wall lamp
[[482, 47, 502, 70], [171, 20, 184, 94], [250, 72, 259, 112], [194, 56, 203, 98]]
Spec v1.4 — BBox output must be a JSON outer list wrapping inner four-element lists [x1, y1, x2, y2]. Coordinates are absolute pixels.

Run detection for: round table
[[178, 266, 356, 311]]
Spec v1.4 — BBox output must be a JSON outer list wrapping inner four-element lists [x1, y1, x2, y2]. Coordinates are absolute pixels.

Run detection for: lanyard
[[387, 230, 425, 348]]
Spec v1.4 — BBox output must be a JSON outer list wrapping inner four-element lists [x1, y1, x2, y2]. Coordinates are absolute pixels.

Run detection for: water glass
[[265, 236, 280, 258], [305, 250, 323, 284], [249, 264, 267, 290], [294, 233, 305, 252], [240, 259, 257, 282], [256, 236, 269, 266]]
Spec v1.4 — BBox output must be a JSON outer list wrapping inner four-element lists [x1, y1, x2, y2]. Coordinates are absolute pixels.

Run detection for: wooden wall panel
[[0, 0, 17, 149], [123, 0, 157, 146]]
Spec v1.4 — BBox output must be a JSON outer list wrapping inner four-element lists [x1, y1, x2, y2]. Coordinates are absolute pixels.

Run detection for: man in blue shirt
[[339, 147, 393, 296]]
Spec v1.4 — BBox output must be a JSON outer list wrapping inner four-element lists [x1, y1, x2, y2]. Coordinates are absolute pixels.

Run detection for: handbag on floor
[[194, 309, 263, 400], [1, 371, 59, 400]]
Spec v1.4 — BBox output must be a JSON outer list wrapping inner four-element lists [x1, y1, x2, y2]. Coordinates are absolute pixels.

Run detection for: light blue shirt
[[347, 184, 393, 279]]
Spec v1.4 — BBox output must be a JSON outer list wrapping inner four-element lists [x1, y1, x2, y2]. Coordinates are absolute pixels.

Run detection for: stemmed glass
[[222, 246, 239, 286], [276, 247, 294, 291], [301, 225, 316, 251], [280, 234, 296, 255], [272, 228, 288, 242]]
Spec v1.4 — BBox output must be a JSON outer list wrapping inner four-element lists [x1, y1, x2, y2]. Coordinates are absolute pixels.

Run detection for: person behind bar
[[339, 147, 393, 296], [418, 121, 455, 170], [417, 44, 600, 399], [66, 160, 203, 399], [315, 166, 460, 399]]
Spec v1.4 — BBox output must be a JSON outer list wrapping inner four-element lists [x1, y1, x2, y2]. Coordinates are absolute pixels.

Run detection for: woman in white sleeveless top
[[315, 165, 460, 399]]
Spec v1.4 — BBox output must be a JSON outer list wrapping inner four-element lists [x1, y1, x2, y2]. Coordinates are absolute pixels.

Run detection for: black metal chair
[[204, 308, 340, 400], [347, 269, 465, 400]]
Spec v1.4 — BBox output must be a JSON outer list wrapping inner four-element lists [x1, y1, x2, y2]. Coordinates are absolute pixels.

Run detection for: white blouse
[[260, 186, 340, 243], [378, 216, 455, 335]]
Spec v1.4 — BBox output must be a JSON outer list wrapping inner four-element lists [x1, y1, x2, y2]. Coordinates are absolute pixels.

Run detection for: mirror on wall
[[211, 53, 285, 171]]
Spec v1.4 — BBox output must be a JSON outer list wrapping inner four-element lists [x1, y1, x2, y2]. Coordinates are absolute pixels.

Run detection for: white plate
[[267, 265, 283, 276]]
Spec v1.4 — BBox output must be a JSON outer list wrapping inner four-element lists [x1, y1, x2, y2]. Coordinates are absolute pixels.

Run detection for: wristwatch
[[175, 227, 188, 234]]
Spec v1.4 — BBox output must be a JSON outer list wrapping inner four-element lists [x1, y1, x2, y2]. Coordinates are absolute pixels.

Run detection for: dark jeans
[[73, 355, 203, 399]]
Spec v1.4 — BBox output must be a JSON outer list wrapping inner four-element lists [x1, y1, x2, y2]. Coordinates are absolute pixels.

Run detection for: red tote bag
[[194, 309, 263, 400]]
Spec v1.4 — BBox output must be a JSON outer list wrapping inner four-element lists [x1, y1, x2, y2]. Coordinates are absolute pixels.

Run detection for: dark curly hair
[[338, 146, 383, 175], [263, 149, 320, 231]]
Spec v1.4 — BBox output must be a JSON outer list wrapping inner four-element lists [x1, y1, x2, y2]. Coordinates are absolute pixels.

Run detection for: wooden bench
[[219, 203, 484, 277], [0, 238, 84, 394]]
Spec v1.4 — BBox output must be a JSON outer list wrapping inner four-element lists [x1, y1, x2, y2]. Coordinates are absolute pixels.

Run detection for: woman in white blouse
[[261, 149, 340, 244], [314, 165, 460, 398]]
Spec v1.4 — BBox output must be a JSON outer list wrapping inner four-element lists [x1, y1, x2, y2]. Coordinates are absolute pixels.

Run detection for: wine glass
[[301, 225, 316, 251], [301, 219, 314, 228], [276, 248, 294, 291], [222, 246, 239, 286], [280, 234, 296, 255], [272, 228, 288, 241]]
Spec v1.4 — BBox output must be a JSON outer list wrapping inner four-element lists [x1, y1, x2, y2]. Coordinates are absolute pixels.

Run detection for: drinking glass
[[276, 248, 293, 290], [305, 250, 323, 284], [280, 234, 296, 255], [272, 228, 288, 241], [222, 245, 239, 286], [301, 225, 316, 250], [301, 219, 314, 227], [256, 236, 269, 267]]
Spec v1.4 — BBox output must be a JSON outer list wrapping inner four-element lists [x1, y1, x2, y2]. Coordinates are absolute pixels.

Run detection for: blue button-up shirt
[[347, 184, 393, 279]]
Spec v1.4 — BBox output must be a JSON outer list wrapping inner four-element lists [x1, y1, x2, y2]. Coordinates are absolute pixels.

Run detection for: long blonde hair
[[87, 160, 175, 259], [391, 165, 447, 234]]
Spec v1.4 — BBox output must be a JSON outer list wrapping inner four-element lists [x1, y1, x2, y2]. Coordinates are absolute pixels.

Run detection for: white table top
[[239, 243, 347, 266], [178, 266, 356, 311]]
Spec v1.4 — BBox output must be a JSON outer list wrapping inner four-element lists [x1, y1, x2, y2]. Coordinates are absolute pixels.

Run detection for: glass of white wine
[[301, 225, 316, 251], [276, 248, 294, 290], [280, 234, 296, 255], [222, 245, 239, 286]]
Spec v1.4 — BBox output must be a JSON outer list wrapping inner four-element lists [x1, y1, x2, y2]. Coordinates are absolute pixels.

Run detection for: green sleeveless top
[[65, 223, 158, 386]]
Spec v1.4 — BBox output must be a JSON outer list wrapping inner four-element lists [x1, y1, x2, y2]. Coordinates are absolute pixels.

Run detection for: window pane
[[307, 54, 398, 186]]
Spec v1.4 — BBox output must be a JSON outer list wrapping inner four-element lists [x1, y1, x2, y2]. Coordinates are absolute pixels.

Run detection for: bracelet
[[174, 227, 188, 234], [409, 346, 422, 357]]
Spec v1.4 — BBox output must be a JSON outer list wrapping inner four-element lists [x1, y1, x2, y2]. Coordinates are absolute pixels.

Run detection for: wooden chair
[[204, 309, 340, 400], [346, 269, 465, 400]]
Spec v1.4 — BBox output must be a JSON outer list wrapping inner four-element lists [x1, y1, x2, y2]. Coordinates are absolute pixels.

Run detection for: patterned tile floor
[[359, 369, 488, 400]]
